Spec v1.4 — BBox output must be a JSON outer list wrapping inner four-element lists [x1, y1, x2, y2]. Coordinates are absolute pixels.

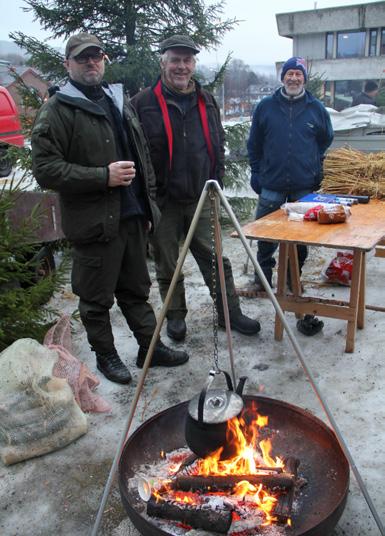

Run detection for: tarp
[[326, 104, 385, 132]]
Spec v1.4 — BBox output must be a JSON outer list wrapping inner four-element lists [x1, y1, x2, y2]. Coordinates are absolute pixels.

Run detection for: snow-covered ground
[[1, 220, 384, 535]]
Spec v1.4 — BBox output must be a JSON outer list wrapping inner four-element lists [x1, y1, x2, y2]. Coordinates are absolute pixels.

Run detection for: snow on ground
[[1, 223, 384, 536]]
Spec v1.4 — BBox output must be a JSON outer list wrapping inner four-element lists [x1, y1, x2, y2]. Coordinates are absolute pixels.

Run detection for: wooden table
[[239, 200, 385, 352]]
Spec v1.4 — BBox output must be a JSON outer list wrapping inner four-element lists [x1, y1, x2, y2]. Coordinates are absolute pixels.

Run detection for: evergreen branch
[[9, 31, 66, 82]]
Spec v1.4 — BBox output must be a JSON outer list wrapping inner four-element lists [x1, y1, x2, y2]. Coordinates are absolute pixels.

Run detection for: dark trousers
[[255, 189, 312, 283], [151, 199, 240, 320], [71, 218, 156, 355]]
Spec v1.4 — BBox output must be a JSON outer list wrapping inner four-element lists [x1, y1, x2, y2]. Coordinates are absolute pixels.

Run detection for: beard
[[284, 82, 305, 97]]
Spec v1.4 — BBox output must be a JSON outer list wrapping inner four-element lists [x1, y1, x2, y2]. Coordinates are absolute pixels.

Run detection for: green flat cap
[[159, 35, 200, 54]]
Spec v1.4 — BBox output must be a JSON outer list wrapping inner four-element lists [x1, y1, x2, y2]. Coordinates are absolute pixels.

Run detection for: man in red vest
[[131, 35, 261, 341]]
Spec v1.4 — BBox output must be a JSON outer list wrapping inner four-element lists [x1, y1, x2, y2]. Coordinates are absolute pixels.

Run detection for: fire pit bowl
[[119, 396, 349, 536]]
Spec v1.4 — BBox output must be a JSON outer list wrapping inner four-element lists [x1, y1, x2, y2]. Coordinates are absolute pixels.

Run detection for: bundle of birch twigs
[[321, 147, 385, 198]]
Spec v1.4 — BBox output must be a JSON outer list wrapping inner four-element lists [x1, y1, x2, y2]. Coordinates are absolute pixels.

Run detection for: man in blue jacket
[[247, 57, 333, 334]]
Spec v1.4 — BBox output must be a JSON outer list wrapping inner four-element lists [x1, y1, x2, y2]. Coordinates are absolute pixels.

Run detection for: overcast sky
[[1, 0, 382, 66]]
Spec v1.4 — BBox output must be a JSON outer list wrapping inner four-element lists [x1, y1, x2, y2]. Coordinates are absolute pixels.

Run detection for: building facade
[[0, 64, 49, 115], [276, 1, 385, 109]]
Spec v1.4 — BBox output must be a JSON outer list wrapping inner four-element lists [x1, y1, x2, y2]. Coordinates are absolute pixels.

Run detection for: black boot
[[219, 311, 261, 335], [167, 319, 187, 341], [136, 341, 189, 368], [96, 350, 132, 384], [297, 315, 324, 336], [254, 269, 273, 292]]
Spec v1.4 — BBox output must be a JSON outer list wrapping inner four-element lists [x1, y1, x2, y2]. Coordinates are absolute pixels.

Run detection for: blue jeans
[[255, 188, 312, 283]]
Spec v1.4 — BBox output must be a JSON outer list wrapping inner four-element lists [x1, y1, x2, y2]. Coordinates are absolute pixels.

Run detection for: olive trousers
[[71, 218, 156, 355], [151, 199, 240, 320]]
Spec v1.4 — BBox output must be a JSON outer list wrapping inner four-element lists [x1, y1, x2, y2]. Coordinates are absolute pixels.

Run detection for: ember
[[135, 406, 302, 534]]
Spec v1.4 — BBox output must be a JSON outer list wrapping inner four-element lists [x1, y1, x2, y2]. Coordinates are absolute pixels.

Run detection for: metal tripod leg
[[243, 238, 255, 274]]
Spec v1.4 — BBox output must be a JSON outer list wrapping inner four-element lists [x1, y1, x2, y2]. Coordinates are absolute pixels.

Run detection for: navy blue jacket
[[247, 88, 333, 194]]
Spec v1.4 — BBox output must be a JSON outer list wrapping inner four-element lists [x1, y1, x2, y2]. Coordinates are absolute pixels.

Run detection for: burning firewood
[[274, 457, 300, 523], [170, 472, 294, 493], [146, 495, 233, 533]]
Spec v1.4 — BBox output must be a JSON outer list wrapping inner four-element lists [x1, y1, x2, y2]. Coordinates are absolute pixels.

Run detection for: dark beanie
[[364, 80, 378, 93], [281, 57, 307, 82]]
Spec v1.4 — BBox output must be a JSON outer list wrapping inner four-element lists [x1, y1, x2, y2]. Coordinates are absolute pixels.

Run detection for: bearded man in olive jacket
[[131, 35, 261, 341], [31, 33, 189, 385]]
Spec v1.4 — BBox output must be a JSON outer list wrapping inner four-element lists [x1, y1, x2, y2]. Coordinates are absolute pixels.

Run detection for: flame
[[191, 409, 284, 525], [156, 407, 290, 527], [197, 411, 284, 477], [173, 491, 197, 504], [233, 481, 278, 525]]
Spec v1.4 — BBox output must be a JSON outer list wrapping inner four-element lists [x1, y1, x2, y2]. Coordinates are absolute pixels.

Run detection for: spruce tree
[[11, 0, 237, 95], [0, 179, 67, 352]]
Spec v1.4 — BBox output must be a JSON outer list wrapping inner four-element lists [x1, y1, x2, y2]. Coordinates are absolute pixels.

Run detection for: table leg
[[288, 243, 302, 319], [345, 250, 363, 352], [275, 242, 289, 341], [357, 251, 366, 330]]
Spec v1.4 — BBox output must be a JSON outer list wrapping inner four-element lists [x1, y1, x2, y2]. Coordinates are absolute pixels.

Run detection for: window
[[337, 31, 366, 58], [334, 80, 363, 110], [326, 32, 334, 59], [369, 29, 377, 56], [381, 28, 385, 55]]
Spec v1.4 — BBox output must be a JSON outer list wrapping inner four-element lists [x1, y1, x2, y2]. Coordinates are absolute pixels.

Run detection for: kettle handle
[[236, 376, 248, 396], [197, 369, 234, 423]]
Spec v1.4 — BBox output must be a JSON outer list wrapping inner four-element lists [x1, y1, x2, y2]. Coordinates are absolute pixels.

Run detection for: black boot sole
[[218, 321, 261, 336], [136, 356, 189, 368], [136, 351, 189, 368]]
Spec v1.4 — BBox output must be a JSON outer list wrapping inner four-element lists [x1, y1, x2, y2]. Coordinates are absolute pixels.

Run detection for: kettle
[[185, 370, 247, 459]]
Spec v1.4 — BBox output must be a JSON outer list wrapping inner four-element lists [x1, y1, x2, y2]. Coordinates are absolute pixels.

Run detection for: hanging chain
[[209, 189, 220, 373]]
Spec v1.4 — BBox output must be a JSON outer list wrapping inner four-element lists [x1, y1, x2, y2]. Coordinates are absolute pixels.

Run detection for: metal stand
[[91, 180, 384, 536]]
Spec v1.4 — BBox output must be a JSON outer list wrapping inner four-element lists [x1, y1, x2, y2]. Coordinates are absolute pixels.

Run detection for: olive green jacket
[[32, 82, 160, 244]]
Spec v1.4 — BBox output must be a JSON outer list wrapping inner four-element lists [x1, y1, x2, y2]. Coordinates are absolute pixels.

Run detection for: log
[[146, 496, 233, 533], [171, 473, 294, 492], [274, 457, 300, 523]]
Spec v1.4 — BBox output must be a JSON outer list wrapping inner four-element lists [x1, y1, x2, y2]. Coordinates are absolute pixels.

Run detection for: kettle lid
[[188, 389, 244, 424]]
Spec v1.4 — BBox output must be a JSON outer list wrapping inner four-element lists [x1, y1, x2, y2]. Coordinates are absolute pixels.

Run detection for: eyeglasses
[[70, 51, 105, 64]]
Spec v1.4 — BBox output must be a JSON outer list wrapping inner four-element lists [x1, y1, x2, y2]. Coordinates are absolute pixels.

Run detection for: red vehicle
[[0, 85, 24, 176]]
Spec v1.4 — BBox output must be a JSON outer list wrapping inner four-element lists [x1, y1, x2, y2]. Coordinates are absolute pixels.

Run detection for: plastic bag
[[322, 251, 353, 286], [317, 205, 351, 224], [281, 202, 324, 215], [304, 204, 323, 221]]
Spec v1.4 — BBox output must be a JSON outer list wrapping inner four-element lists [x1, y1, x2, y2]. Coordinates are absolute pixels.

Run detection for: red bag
[[323, 251, 353, 286]]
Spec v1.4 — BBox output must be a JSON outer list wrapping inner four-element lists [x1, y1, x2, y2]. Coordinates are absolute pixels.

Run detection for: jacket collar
[[56, 80, 125, 116], [151, 76, 205, 98], [273, 86, 315, 104]]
